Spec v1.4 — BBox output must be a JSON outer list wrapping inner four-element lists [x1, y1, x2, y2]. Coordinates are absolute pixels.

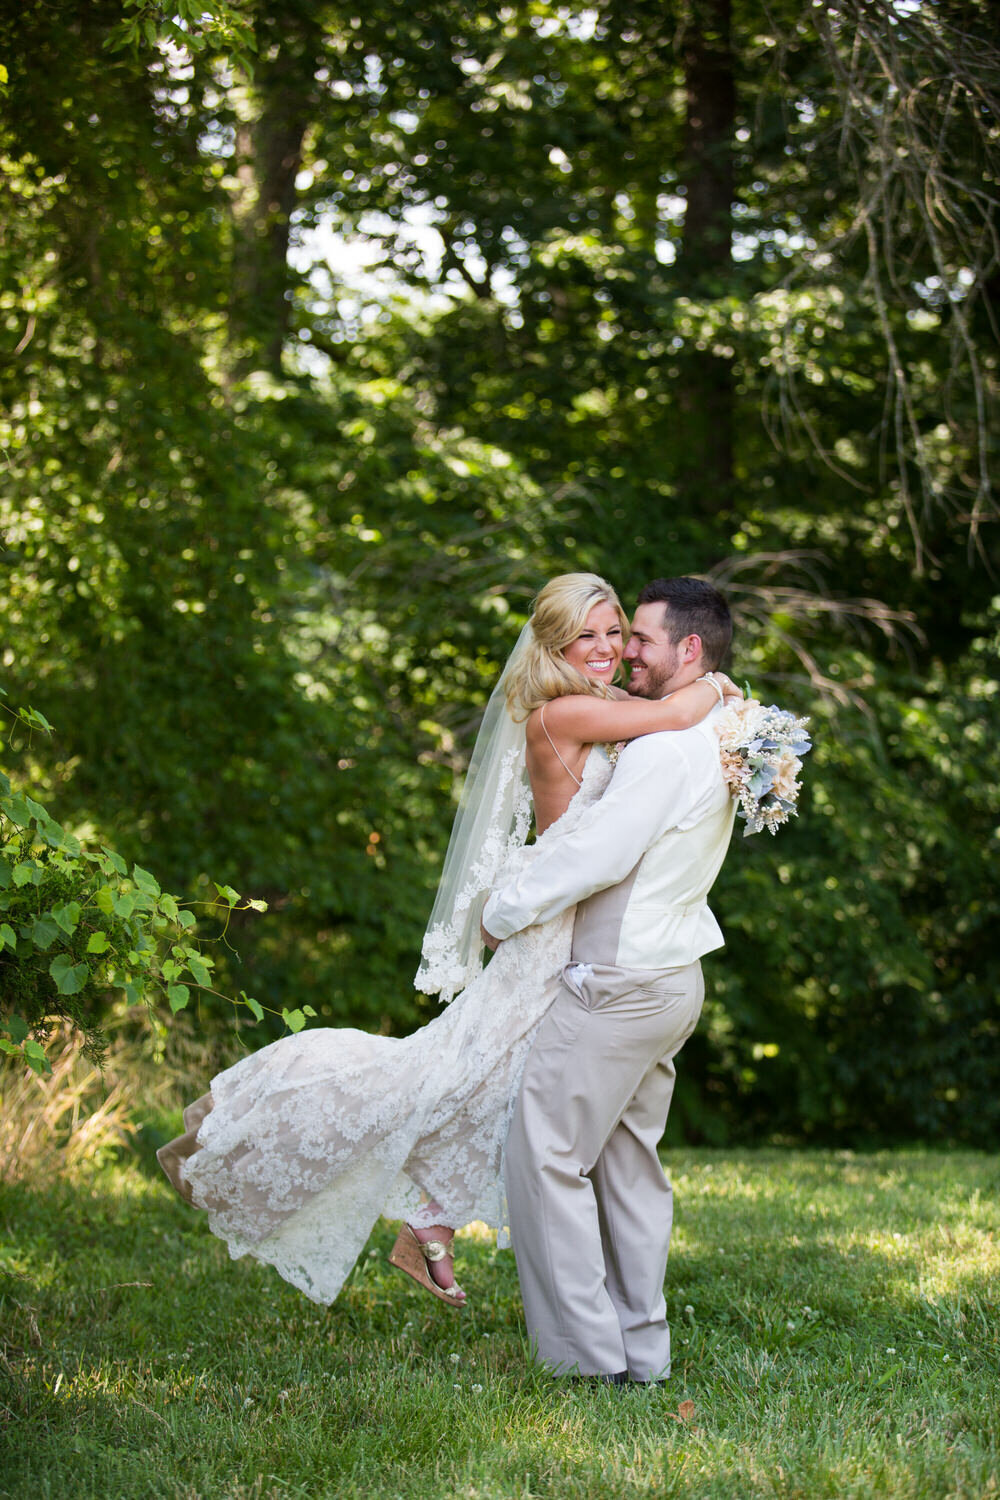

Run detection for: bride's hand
[[711, 673, 743, 706], [481, 921, 500, 953]]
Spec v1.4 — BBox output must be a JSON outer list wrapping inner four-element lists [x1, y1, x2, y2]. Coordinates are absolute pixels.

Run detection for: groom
[[482, 576, 736, 1385]]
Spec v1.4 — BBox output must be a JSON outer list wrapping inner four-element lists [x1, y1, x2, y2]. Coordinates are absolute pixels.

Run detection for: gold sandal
[[388, 1224, 466, 1309]]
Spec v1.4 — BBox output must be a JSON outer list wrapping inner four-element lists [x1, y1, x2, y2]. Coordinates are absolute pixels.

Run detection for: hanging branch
[[763, 0, 1000, 567], [708, 550, 922, 706]]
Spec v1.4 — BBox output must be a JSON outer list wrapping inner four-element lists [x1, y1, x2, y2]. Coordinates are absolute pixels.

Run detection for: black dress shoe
[[567, 1370, 629, 1386]]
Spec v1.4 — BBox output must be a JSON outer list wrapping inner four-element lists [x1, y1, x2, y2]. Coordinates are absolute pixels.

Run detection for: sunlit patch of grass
[[1, 1149, 998, 1499]]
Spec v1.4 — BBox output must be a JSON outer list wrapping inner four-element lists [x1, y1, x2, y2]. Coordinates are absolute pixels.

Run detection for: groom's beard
[[626, 674, 657, 699], [625, 648, 683, 700], [627, 674, 667, 700]]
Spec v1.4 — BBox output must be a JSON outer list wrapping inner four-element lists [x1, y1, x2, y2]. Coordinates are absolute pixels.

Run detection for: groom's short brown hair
[[637, 577, 732, 670]]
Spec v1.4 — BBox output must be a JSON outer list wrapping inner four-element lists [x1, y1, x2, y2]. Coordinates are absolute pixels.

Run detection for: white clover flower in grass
[[886, 1347, 897, 1354], [449, 1352, 461, 1364], [471, 1383, 484, 1393]]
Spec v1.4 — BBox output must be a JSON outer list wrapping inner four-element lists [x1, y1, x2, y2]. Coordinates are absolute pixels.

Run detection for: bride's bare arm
[[540, 674, 740, 743]]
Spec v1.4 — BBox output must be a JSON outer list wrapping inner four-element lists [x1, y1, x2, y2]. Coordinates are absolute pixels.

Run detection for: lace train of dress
[[159, 749, 613, 1306]]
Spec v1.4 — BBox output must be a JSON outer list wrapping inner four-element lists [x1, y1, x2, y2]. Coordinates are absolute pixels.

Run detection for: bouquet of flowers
[[715, 699, 812, 836]]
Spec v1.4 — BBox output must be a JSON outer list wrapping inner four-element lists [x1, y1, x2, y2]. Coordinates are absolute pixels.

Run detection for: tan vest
[[571, 765, 735, 970]]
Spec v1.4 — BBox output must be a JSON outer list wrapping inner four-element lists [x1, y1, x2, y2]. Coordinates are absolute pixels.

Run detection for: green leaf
[[4, 795, 34, 827], [302, 1005, 317, 1017], [242, 994, 264, 1023], [186, 955, 212, 987], [12, 861, 41, 887], [282, 1007, 306, 1033], [167, 983, 190, 1013], [30, 915, 61, 950], [132, 864, 161, 897], [100, 847, 127, 877], [159, 893, 178, 920], [95, 886, 116, 916], [124, 979, 144, 1005], [51, 901, 82, 937], [113, 892, 136, 919], [18, 706, 53, 732], [214, 883, 241, 907], [0, 922, 16, 949], [41, 822, 80, 854], [0, 1038, 22, 1056], [49, 953, 90, 995], [246, 897, 268, 912], [3, 1014, 28, 1043], [176, 908, 196, 929], [0, 861, 10, 889], [86, 931, 111, 954]]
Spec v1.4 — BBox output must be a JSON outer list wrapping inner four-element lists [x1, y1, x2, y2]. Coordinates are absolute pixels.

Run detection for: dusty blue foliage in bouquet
[[716, 700, 813, 836]]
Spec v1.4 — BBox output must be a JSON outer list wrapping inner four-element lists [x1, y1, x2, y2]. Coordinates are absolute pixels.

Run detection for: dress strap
[[539, 704, 583, 788], [696, 672, 725, 706]]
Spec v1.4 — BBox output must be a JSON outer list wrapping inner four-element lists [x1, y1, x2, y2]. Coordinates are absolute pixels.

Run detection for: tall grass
[[0, 1014, 245, 1184]]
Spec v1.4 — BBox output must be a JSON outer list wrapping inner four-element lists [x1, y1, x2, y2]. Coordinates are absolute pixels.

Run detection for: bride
[[158, 573, 738, 1308]]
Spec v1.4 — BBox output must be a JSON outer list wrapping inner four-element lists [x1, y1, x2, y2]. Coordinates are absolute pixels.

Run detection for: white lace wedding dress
[[163, 748, 613, 1306]]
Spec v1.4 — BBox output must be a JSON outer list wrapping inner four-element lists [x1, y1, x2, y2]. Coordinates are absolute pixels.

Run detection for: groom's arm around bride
[[482, 576, 737, 1386]]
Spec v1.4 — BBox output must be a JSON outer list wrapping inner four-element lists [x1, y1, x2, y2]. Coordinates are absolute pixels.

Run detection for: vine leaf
[[49, 953, 90, 995], [167, 983, 191, 1013], [243, 994, 264, 1023]]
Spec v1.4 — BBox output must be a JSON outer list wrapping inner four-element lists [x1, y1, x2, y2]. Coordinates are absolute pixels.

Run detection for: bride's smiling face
[[561, 601, 625, 685]]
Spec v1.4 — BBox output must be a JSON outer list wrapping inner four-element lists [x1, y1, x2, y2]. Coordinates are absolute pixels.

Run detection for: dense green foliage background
[[1, 0, 997, 1143]]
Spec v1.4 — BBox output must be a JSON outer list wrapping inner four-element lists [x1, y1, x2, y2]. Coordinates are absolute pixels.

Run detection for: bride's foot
[[388, 1223, 467, 1308], [411, 1224, 465, 1299]]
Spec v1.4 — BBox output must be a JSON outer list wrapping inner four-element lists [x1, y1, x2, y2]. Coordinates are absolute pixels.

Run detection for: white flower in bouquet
[[715, 699, 812, 836]]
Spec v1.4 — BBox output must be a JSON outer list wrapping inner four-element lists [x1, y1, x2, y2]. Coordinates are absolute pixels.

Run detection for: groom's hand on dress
[[481, 921, 500, 953]]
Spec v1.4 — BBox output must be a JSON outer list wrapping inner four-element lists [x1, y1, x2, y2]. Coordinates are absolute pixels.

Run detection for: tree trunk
[[229, 40, 317, 375], [676, 0, 736, 515]]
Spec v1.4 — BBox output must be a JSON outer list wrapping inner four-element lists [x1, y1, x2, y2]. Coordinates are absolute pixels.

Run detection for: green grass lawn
[[1, 1149, 998, 1499]]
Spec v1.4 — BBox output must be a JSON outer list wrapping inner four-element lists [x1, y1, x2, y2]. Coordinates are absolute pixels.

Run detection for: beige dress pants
[[505, 959, 704, 1381]]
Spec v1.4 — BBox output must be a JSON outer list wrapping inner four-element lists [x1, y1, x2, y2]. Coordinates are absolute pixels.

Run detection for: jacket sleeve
[[482, 734, 697, 940]]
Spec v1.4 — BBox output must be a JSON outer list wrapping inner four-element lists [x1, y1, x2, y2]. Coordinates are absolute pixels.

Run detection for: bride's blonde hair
[[504, 572, 629, 721]]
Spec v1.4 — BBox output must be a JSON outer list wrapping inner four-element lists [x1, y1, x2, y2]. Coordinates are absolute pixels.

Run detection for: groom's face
[[624, 603, 685, 699]]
